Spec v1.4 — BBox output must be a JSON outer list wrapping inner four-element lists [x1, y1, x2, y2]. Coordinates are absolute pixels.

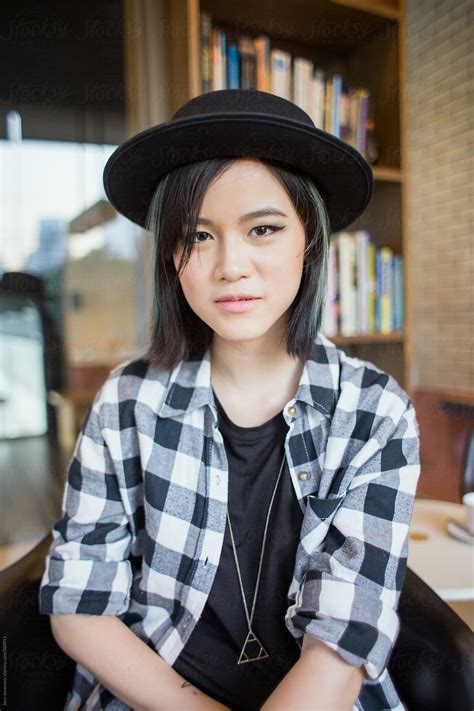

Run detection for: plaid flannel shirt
[[39, 331, 421, 711]]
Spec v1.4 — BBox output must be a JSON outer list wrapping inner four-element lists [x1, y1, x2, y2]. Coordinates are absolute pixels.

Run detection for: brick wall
[[406, 0, 473, 393]]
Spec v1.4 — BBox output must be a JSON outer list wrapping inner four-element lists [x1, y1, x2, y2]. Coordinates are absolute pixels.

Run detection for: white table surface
[[408, 498, 474, 601]]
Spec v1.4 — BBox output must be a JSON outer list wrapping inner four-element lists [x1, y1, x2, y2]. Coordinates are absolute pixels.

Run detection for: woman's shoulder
[[316, 333, 414, 419], [92, 353, 175, 416]]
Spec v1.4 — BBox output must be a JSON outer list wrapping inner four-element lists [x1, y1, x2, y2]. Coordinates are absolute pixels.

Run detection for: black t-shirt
[[172, 390, 304, 710]]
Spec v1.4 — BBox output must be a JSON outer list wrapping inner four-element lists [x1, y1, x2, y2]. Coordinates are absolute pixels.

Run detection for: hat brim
[[103, 112, 373, 234]]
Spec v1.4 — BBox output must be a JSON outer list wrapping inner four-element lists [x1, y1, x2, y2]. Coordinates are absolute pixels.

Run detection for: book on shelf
[[321, 230, 404, 339], [227, 42, 240, 89], [239, 37, 258, 89], [338, 231, 358, 337], [271, 48, 292, 99], [393, 255, 404, 331], [200, 12, 213, 93], [378, 246, 392, 334], [356, 230, 369, 334], [210, 28, 226, 90], [254, 35, 271, 92], [199, 12, 372, 157]]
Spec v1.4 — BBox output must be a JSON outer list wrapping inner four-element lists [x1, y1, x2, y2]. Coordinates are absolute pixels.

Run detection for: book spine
[[356, 230, 369, 334], [375, 248, 381, 332], [367, 241, 376, 333], [357, 90, 370, 156], [339, 232, 357, 336], [238, 37, 257, 89], [200, 12, 213, 93], [227, 43, 240, 88], [339, 89, 350, 143], [254, 35, 270, 92], [349, 233, 358, 334], [311, 68, 325, 129], [393, 255, 404, 330], [219, 30, 227, 89], [293, 57, 313, 115], [332, 74, 343, 138], [211, 29, 219, 91], [271, 49, 292, 100], [380, 246, 393, 333], [347, 89, 359, 148], [324, 77, 333, 133]]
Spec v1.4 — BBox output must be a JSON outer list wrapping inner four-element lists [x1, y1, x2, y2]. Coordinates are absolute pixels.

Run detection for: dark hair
[[144, 157, 330, 371]]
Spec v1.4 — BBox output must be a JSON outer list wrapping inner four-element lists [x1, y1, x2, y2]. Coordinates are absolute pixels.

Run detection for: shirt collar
[[158, 331, 340, 421]]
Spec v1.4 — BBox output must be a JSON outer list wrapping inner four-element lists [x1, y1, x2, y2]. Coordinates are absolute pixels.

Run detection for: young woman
[[39, 89, 421, 711]]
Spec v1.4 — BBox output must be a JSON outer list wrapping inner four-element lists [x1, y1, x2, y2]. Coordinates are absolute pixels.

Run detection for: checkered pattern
[[38, 332, 420, 711]]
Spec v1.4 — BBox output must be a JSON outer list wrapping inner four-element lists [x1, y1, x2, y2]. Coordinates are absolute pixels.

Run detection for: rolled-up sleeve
[[285, 398, 421, 681], [38, 384, 133, 617]]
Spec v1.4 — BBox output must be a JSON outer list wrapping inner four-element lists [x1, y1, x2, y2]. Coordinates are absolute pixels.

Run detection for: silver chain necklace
[[226, 449, 287, 664]]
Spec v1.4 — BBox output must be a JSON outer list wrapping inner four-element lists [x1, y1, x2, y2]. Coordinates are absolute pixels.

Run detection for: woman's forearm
[[50, 613, 230, 711], [261, 635, 364, 711]]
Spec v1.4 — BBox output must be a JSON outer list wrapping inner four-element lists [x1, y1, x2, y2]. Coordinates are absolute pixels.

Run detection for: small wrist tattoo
[[181, 681, 198, 695]]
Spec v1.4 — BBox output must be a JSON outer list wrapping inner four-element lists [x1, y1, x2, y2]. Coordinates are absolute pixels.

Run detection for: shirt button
[[298, 471, 309, 481], [287, 405, 296, 416]]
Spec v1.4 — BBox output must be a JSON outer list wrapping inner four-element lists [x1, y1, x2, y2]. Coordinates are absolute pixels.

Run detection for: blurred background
[[0, 0, 472, 622]]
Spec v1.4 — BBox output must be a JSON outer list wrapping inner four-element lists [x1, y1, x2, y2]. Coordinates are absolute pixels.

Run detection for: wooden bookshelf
[[123, 0, 410, 389], [332, 0, 400, 21], [372, 166, 403, 183], [331, 330, 403, 345]]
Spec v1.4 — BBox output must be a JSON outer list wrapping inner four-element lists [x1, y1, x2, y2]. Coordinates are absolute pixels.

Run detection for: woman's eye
[[190, 225, 282, 243], [251, 224, 281, 237], [191, 231, 210, 243]]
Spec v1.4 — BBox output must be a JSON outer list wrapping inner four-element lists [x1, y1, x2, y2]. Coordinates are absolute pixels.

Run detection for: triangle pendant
[[237, 630, 270, 664]]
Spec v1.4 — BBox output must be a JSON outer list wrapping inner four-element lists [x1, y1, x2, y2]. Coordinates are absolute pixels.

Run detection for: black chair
[[1, 532, 473, 711], [388, 567, 474, 710], [0, 534, 76, 711]]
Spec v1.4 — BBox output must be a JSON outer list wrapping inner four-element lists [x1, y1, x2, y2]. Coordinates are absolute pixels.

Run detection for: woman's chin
[[209, 320, 281, 345]]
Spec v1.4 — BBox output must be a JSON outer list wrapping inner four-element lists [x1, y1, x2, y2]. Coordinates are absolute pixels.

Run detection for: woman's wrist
[[139, 681, 231, 711]]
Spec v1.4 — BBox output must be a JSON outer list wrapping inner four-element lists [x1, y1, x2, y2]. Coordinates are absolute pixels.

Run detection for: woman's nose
[[213, 239, 253, 280]]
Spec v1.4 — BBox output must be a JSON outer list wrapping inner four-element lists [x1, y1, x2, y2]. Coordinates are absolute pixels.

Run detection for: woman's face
[[173, 158, 307, 348]]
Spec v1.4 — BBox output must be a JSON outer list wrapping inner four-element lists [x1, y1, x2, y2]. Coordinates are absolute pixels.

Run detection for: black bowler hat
[[103, 88, 373, 234]]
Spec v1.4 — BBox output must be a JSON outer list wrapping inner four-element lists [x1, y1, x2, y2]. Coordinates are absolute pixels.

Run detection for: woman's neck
[[209, 334, 304, 426]]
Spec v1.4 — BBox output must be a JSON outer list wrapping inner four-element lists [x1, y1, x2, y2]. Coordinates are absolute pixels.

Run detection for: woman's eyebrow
[[196, 208, 288, 225]]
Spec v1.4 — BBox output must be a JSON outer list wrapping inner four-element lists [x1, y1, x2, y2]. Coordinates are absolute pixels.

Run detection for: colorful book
[[367, 241, 377, 333], [355, 230, 370, 334], [380, 246, 393, 333], [393, 255, 404, 330], [254, 35, 270, 92], [331, 74, 343, 138], [200, 12, 212, 93], [293, 57, 313, 116], [211, 29, 226, 90], [239, 36, 257, 89], [338, 232, 358, 336], [271, 49, 292, 99], [310, 69, 325, 129], [356, 88, 370, 155], [324, 77, 333, 133], [227, 43, 240, 88]]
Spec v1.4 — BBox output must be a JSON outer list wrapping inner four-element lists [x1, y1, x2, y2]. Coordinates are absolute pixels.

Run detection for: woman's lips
[[215, 298, 262, 313]]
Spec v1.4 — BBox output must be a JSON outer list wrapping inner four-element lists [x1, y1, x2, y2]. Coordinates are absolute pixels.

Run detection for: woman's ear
[[172, 246, 182, 274]]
